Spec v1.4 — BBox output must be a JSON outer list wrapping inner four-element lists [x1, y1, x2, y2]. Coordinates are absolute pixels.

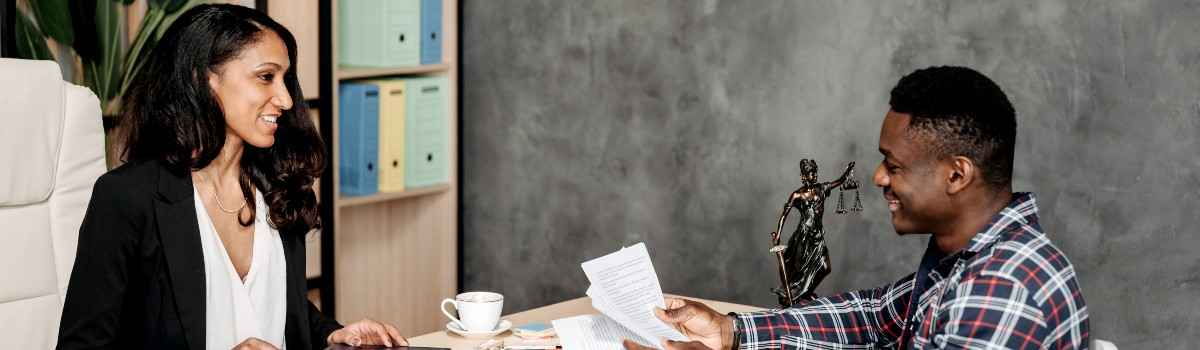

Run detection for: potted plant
[[14, 0, 196, 122]]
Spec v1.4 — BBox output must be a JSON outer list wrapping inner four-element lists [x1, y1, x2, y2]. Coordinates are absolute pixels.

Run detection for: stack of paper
[[552, 243, 687, 350]]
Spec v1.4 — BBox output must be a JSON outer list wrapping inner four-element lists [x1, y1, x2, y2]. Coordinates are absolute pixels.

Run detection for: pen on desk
[[502, 345, 560, 349]]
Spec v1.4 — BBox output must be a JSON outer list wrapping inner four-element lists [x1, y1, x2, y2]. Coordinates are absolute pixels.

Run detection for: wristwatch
[[725, 313, 742, 350]]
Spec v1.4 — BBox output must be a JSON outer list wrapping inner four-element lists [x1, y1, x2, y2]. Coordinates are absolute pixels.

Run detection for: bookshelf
[[336, 184, 451, 208], [338, 63, 452, 80], [315, 0, 459, 336]]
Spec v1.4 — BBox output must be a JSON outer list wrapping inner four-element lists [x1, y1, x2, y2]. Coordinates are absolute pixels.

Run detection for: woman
[[57, 4, 406, 350]]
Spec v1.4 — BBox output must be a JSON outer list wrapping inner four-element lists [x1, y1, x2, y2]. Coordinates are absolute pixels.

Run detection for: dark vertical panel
[[1, 0, 13, 57], [317, 0, 335, 317], [456, 0, 465, 294]]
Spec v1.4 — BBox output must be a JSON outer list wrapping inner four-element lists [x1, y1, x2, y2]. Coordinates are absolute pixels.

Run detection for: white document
[[553, 243, 687, 350], [552, 314, 653, 350]]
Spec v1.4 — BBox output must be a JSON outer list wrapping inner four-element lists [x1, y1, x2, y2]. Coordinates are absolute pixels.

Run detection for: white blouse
[[194, 187, 288, 350]]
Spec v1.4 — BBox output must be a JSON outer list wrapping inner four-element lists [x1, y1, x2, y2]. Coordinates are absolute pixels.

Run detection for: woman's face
[[208, 30, 293, 149]]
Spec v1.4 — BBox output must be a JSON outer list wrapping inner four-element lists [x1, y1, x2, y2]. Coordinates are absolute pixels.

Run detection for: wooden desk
[[409, 295, 764, 350]]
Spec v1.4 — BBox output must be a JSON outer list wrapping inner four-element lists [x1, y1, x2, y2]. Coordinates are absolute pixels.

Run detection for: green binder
[[404, 76, 449, 188], [339, 0, 422, 67]]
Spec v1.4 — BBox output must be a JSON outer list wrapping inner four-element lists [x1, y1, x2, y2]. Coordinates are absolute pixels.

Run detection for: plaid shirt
[[733, 192, 1089, 349]]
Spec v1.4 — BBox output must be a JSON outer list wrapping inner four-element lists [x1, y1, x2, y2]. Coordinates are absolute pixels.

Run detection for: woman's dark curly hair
[[120, 4, 324, 235]]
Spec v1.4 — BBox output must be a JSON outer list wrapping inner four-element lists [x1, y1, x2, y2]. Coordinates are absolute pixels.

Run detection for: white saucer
[[446, 319, 512, 339]]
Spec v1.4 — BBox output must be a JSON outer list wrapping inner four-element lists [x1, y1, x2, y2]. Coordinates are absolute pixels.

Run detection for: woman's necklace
[[197, 170, 246, 215]]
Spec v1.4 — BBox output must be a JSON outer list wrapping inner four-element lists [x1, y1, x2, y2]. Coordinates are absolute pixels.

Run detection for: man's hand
[[327, 318, 408, 348], [623, 339, 715, 350], [622, 297, 736, 350], [232, 337, 279, 350]]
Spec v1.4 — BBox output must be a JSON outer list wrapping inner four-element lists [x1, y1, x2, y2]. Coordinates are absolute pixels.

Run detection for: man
[[626, 66, 1090, 349]]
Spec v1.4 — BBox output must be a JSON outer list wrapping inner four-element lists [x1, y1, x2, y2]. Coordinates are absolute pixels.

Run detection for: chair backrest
[[0, 58, 106, 349], [1094, 339, 1119, 350]]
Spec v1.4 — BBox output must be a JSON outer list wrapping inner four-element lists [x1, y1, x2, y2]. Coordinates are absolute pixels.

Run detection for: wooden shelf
[[336, 184, 451, 208], [337, 63, 452, 80], [323, 0, 459, 335]]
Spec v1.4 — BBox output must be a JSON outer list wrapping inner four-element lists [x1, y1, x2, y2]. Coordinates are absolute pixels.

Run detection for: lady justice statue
[[769, 159, 861, 307]]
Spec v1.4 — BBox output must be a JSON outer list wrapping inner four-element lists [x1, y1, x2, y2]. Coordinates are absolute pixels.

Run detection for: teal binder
[[339, 0, 421, 67], [404, 76, 449, 188]]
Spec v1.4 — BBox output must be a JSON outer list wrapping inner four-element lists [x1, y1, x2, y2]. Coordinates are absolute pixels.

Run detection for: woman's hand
[[232, 337, 280, 350], [327, 318, 408, 348]]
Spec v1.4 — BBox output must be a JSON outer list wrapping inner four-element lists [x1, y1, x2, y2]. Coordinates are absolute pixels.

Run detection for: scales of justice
[[768, 159, 862, 307]]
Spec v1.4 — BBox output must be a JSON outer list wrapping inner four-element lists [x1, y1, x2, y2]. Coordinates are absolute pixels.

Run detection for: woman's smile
[[259, 114, 280, 133]]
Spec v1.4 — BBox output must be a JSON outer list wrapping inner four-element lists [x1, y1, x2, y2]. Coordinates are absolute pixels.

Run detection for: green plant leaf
[[121, 31, 157, 90], [122, 7, 163, 78], [14, 11, 54, 61], [29, 0, 75, 45], [154, 0, 202, 39], [119, 0, 203, 100], [85, 0, 124, 112], [112, 0, 136, 5], [99, 1, 124, 98], [149, 0, 189, 13], [119, 7, 164, 99]]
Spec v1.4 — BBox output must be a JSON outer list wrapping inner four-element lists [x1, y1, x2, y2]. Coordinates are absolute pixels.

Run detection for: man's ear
[[945, 156, 976, 195]]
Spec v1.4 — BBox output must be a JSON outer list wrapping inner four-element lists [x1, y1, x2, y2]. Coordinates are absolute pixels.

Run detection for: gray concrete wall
[[460, 1, 1200, 347]]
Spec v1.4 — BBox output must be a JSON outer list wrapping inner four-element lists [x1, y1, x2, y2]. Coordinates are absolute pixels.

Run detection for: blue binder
[[420, 0, 442, 65], [338, 82, 381, 197]]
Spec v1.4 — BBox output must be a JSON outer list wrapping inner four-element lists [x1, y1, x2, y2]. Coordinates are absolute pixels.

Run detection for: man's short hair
[[888, 66, 1017, 189]]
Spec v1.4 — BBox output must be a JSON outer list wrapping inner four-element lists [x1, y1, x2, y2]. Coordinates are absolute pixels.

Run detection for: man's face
[[873, 111, 951, 235]]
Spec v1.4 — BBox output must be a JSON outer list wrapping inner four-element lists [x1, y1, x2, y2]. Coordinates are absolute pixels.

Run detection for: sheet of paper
[[586, 285, 642, 339], [552, 314, 655, 350], [581, 243, 687, 344]]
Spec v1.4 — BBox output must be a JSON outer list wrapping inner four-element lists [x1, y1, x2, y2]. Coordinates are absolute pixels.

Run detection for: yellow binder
[[363, 79, 407, 192]]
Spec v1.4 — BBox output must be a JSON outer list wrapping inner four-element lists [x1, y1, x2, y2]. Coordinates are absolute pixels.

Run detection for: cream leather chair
[[1094, 339, 1119, 350], [0, 58, 106, 349]]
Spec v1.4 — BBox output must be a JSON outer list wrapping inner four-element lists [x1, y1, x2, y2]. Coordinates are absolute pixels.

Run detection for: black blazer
[[57, 160, 341, 349]]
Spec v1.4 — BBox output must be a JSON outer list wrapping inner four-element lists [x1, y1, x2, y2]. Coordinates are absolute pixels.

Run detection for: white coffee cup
[[441, 291, 504, 332]]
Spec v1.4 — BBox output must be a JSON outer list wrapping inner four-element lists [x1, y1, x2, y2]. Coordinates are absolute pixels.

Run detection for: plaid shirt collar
[[934, 192, 1038, 267], [909, 192, 1044, 346], [964, 192, 1037, 253]]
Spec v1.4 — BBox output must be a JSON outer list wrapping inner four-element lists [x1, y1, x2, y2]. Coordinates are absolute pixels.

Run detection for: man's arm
[[731, 273, 914, 349], [930, 274, 1048, 349]]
